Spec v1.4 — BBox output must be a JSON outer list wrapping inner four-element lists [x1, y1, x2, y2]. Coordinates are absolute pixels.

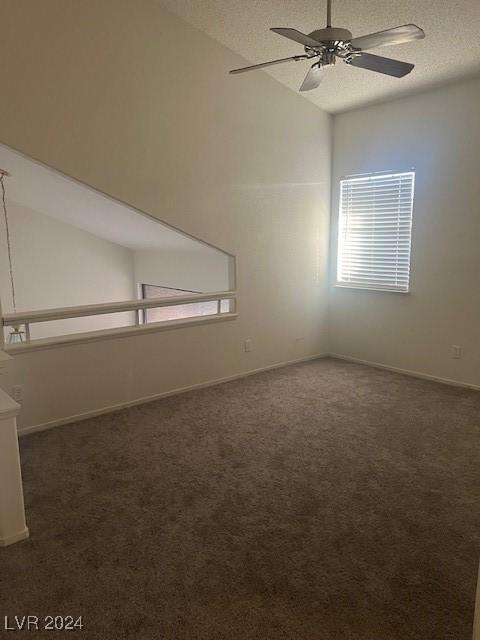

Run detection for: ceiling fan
[[229, 0, 425, 91]]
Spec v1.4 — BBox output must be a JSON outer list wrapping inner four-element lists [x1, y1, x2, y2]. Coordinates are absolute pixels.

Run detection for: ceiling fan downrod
[[308, 0, 352, 50]]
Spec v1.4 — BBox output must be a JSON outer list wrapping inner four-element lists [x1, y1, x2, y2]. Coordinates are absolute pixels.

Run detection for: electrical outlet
[[451, 345, 463, 359], [295, 337, 305, 343], [12, 385, 23, 403], [244, 339, 252, 353]]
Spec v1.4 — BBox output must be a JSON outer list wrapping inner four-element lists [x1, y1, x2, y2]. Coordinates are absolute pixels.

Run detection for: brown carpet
[[1, 357, 479, 639]]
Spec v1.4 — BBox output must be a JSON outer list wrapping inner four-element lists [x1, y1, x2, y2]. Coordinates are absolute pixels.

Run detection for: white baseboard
[[329, 353, 480, 391], [474, 562, 480, 640], [18, 353, 328, 437], [0, 527, 29, 547]]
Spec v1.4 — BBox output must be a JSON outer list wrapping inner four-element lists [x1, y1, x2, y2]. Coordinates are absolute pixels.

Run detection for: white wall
[[0, 0, 331, 430], [133, 247, 231, 293], [329, 77, 480, 387], [0, 201, 136, 339]]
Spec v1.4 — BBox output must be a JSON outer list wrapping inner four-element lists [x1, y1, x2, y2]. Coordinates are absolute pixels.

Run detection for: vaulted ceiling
[[156, 0, 480, 113], [0, 144, 227, 256]]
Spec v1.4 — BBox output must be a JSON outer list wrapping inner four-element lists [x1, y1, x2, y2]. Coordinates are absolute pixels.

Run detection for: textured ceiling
[[156, 0, 480, 113]]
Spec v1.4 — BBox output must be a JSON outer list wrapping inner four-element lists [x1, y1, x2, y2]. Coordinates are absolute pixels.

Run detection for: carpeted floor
[[1, 358, 479, 639]]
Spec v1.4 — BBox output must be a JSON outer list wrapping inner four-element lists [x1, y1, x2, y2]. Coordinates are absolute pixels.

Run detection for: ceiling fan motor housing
[[308, 27, 353, 45]]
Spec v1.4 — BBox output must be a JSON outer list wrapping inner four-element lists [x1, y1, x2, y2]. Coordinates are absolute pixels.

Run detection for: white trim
[[334, 284, 410, 294], [0, 388, 20, 419], [3, 290, 236, 326], [17, 352, 479, 437], [0, 527, 29, 547], [473, 561, 480, 640], [6, 313, 238, 354], [339, 168, 416, 181], [17, 353, 328, 436], [328, 353, 480, 391]]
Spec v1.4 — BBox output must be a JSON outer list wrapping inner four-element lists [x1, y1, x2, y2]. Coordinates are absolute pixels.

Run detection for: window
[[337, 171, 415, 292], [141, 285, 229, 323]]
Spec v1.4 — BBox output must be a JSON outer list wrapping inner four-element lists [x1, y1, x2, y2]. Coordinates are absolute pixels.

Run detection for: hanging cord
[[1, 173, 17, 313]]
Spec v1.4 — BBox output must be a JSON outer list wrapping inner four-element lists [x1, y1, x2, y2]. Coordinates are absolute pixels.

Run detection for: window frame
[[335, 169, 416, 294], [140, 283, 230, 324], [140, 283, 200, 324]]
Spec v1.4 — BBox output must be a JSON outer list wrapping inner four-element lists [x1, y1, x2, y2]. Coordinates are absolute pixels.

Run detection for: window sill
[[4, 312, 238, 355], [334, 284, 410, 294]]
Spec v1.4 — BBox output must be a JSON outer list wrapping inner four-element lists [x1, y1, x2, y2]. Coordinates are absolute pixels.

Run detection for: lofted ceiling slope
[[0, 145, 228, 256]]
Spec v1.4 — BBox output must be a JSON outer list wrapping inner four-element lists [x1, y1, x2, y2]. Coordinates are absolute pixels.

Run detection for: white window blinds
[[337, 171, 415, 292]]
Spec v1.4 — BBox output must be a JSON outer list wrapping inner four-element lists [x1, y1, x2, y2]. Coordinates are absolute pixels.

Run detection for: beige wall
[[0, 201, 136, 339], [0, 0, 331, 430], [329, 77, 480, 387], [133, 247, 232, 294]]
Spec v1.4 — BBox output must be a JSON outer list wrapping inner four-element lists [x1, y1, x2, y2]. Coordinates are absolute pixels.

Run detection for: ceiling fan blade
[[299, 63, 323, 92], [348, 52, 414, 77], [270, 27, 322, 48], [230, 54, 309, 74], [351, 24, 425, 51]]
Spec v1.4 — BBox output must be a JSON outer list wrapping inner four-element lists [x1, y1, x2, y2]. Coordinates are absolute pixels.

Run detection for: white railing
[[1, 290, 237, 351]]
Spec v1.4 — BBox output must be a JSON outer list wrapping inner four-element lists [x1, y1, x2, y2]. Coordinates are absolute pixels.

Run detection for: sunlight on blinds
[[337, 171, 415, 292]]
